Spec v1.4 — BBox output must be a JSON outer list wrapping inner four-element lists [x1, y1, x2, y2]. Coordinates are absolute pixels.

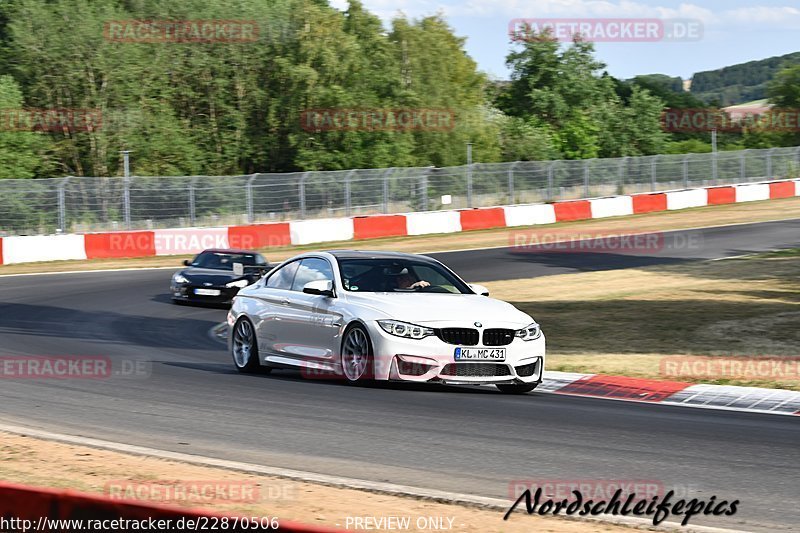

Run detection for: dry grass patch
[[486, 251, 800, 390], [0, 433, 634, 533]]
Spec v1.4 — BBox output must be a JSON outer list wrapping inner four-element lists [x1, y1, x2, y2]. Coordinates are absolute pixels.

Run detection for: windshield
[[338, 258, 472, 294], [190, 252, 265, 271]]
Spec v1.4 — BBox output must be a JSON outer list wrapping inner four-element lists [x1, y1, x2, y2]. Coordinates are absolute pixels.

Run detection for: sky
[[330, 0, 800, 81]]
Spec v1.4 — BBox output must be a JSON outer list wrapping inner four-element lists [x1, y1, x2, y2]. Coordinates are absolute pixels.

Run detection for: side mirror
[[303, 279, 335, 297], [183, 259, 191, 266], [469, 283, 490, 297], [232, 262, 244, 276]]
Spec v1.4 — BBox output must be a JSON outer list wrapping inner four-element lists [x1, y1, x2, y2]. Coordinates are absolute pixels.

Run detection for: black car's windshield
[[190, 252, 266, 271], [338, 258, 471, 294]]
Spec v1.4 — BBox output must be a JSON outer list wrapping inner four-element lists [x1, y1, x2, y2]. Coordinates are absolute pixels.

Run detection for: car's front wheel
[[231, 318, 268, 374], [496, 383, 538, 394], [340, 324, 373, 383]]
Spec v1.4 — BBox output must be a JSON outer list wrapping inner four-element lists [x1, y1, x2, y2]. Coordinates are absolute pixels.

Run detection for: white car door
[[286, 258, 343, 362], [255, 260, 303, 359]]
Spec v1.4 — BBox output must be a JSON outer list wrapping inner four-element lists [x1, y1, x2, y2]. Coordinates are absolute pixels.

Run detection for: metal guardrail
[[1, 146, 798, 235]]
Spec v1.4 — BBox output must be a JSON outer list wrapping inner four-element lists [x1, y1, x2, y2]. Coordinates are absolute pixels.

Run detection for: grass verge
[[0, 432, 634, 533]]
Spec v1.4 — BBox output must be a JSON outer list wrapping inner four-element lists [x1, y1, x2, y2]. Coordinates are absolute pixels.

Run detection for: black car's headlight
[[225, 279, 250, 289], [516, 323, 542, 341], [378, 320, 434, 340], [173, 273, 189, 284]]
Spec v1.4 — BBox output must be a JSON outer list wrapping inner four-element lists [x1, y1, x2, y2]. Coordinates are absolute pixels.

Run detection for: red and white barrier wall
[[0, 179, 798, 266], [0, 481, 341, 532]]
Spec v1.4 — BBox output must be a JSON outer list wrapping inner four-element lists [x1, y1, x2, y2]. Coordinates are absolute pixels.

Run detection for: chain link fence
[[1, 146, 799, 236]]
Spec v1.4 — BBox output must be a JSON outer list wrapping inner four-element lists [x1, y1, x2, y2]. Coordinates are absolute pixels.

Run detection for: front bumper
[[365, 322, 545, 385], [171, 284, 240, 304]]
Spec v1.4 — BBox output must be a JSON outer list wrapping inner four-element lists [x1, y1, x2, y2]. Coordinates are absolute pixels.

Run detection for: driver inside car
[[394, 268, 430, 290]]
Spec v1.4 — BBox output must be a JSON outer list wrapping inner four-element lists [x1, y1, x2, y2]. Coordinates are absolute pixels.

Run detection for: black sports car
[[170, 249, 270, 305]]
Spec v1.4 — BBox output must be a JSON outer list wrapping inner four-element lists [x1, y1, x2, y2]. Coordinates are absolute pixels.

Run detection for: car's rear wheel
[[232, 318, 268, 374], [340, 324, 373, 383], [496, 383, 538, 394]]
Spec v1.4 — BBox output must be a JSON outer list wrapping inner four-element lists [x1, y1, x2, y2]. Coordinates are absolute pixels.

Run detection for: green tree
[[768, 65, 800, 107], [497, 31, 666, 159], [0, 75, 50, 179]]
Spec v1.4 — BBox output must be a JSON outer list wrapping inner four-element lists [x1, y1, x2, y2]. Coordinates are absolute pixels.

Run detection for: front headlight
[[173, 273, 189, 284], [516, 322, 542, 341], [378, 320, 434, 340], [225, 279, 250, 289]]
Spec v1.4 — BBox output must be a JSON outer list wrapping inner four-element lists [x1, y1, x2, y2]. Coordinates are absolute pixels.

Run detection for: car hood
[[343, 292, 534, 327], [176, 268, 245, 286]]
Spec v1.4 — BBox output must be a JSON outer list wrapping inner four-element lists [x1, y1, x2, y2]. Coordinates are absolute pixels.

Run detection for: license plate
[[194, 288, 221, 296], [454, 347, 506, 361]]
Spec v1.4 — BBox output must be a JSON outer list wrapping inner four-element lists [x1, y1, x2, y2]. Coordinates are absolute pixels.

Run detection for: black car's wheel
[[231, 318, 268, 373], [496, 383, 539, 394], [340, 324, 373, 383]]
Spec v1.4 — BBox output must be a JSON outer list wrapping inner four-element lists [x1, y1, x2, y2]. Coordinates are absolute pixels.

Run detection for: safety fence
[[1, 178, 797, 265], [1, 146, 799, 236]]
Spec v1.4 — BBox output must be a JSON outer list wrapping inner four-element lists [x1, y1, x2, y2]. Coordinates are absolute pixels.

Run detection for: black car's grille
[[483, 328, 515, 346], [436, 328, 479, 346], [442, 363, 510, 378]]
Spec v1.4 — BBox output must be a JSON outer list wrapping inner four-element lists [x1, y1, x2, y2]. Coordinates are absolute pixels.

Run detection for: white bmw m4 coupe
[[227, 251, 545, 394]]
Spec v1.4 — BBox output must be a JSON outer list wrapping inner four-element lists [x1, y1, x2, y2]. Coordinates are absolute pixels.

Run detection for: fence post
[[650, 155, 658, 192], [298, 172, 309, 219], [188, 177, 197, 225], [421, 167, 433, 211], [790, 148, 800, 178], [123, 176, 131, 229], [618, 158, 626, 195], [712, 150, 718, 183], [583, 159, 590, 198], [57, 177, 71, 233], [246, 174, 257, 223], [682, 154, 690, 188], [740, 150, 747, 181], [344, 170, 356, 216], [767, 148, 776, 179], [382, 168, 394, 214], [547, 162, 556, 201], [508, 162, 519, 204], [466, 165, 473, 208]]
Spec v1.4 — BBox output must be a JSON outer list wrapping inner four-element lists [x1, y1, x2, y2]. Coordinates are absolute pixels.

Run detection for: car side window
[[266, 261, 300, 290], [292, 258, 334, 292]]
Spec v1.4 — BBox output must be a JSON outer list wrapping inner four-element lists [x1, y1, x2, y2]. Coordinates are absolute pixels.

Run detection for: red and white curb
[[0, 178, 798, 266], [540, 371, 800, 416]]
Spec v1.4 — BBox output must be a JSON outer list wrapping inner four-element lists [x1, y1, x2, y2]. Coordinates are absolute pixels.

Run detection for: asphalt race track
[[1, 220, 799, 531], [428, 218, 800, 281]]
